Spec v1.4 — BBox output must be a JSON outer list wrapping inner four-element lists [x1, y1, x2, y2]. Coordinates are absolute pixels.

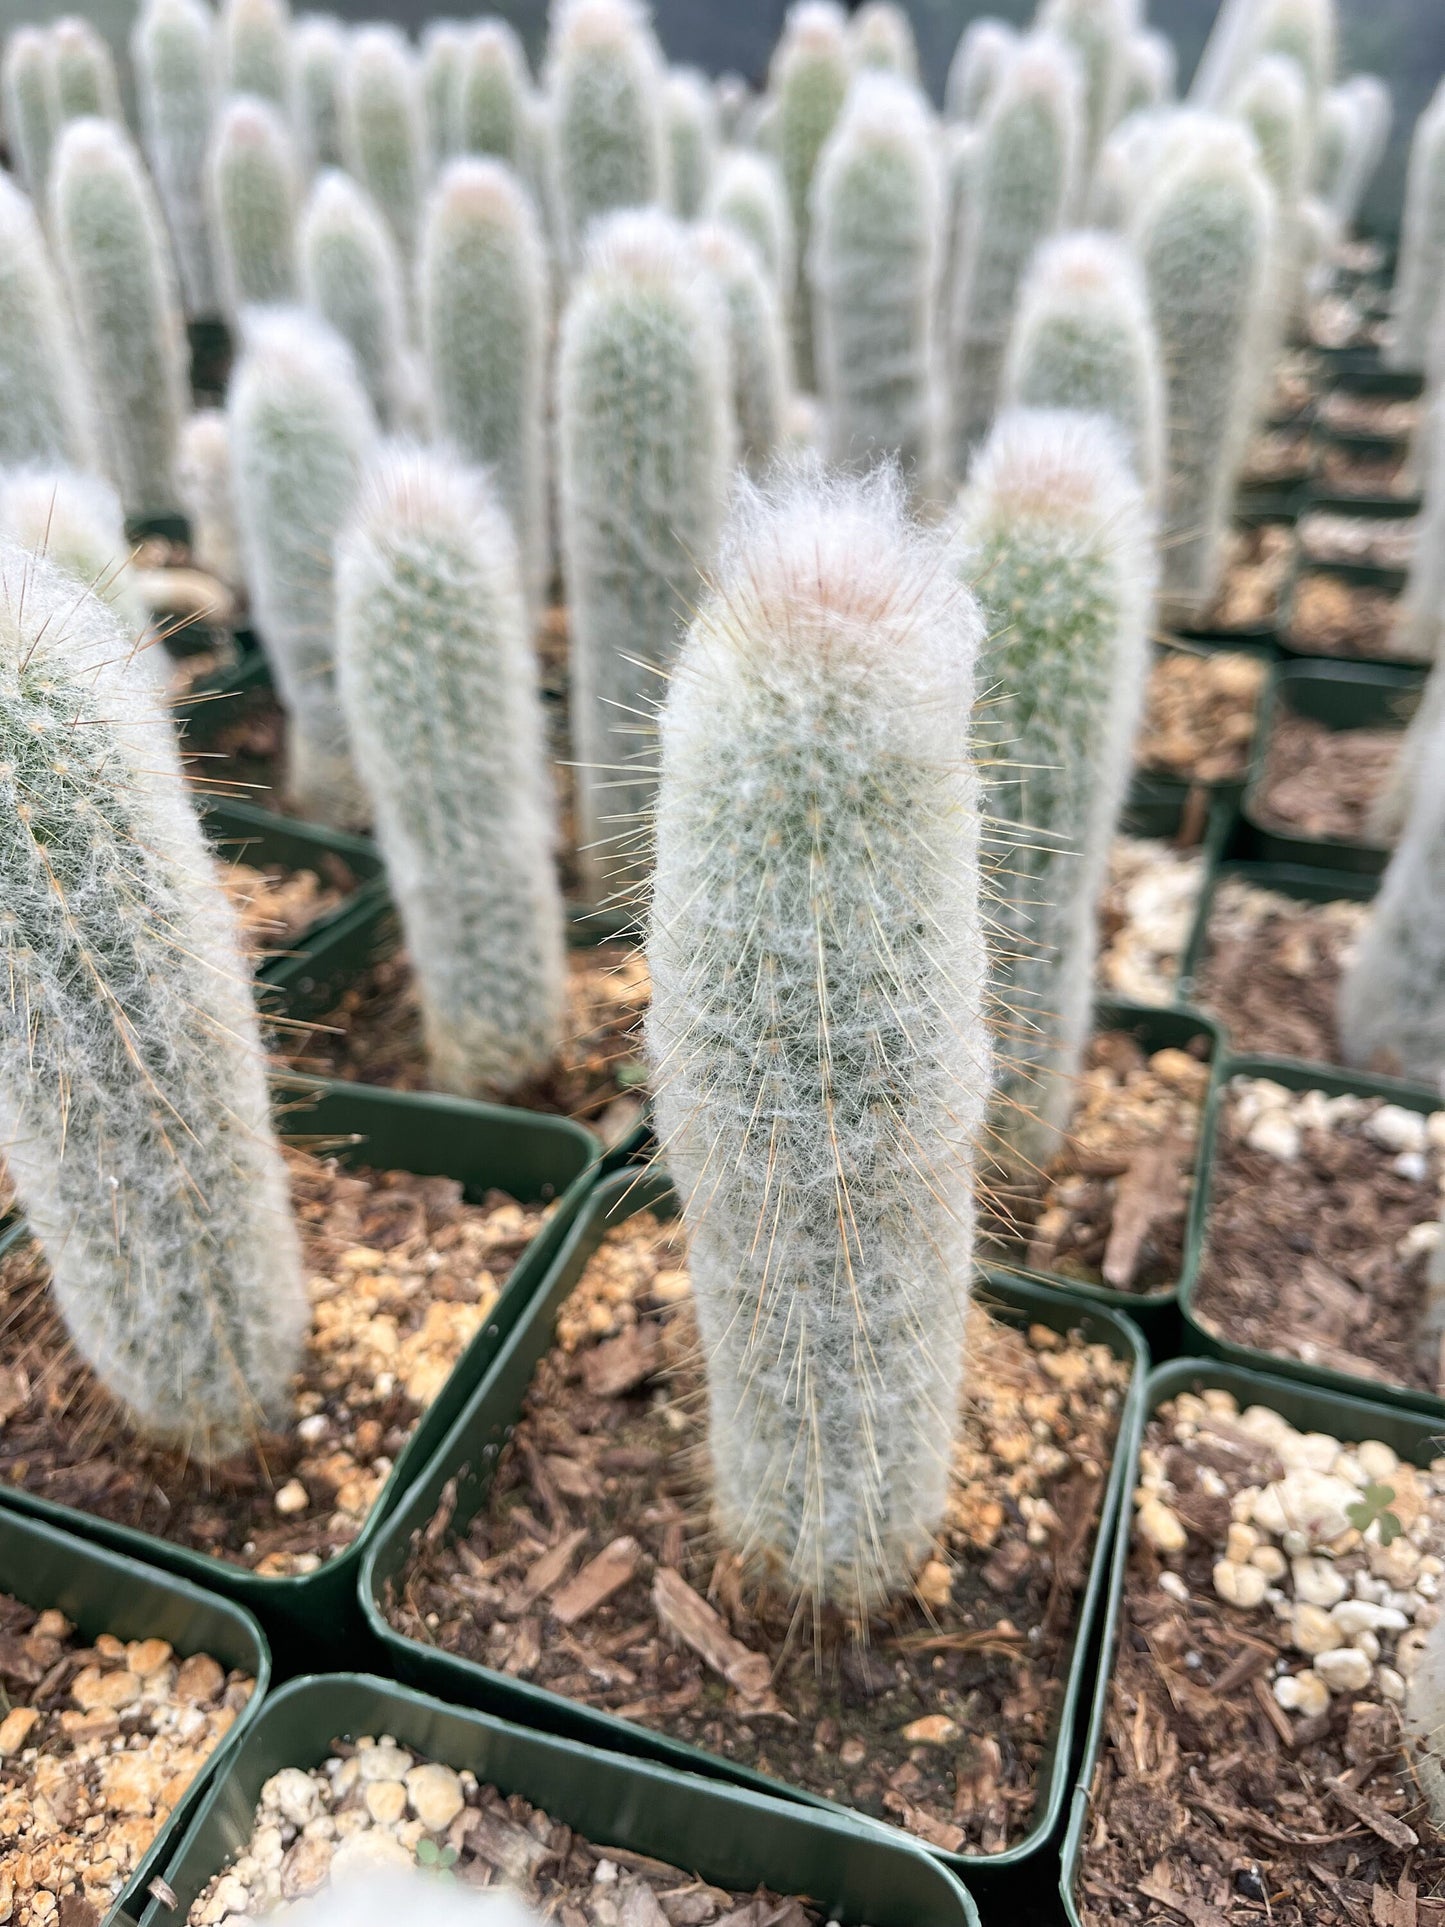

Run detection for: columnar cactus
[[646, 464, 989, 1610], [1254, 0, 1336, 114], [850, 1, 918, 79], [0, 467, 149, 640], [421, 21, 466, 170], [2, 27, 57, 199], [0, 538, 306, 1460], [133, 0, 219, 320], [336, 445, 566, 1097], [300, 170, 407, 426], [558, 209, 732, 903], [1038, 0, 1131, 179], [219, 0, 291, 108], [771, 2, 850, 391], [420, 158, 548, 611], [50, 118, 189, 521], [706, 146, 793, 296], [950, 408, 1154, 1168], [1389, 78, 1445, 373], [1002, 230, 1165, 498], [1120, 30, 1176, 118], [1231, 54, 1311, 210], [342, 25, 425, 260], [665, 68, 718, 219], [0, 173, 96, 471], [1133, 115, 1273, 618], [177, 408, 244, 593], [207, 95, 300, 320], [693, 220, 789, 475], [1406, 1602, 1445, 1826], [455, 20, 528, 167], [292, 13, 346, 171], [544, 0, 666, 269], [50, 17, 121, 125], [227, 308, 376, 827], [945, 30, 1081, 469], [943, 16, 1016, 124], [1317, 75, 1390, 230], [809, 71, 942, 487]]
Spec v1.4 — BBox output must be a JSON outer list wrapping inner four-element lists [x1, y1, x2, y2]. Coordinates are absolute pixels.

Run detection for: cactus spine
[[693, 220, 790, 475], [1389, 78, 1445, 373], [944, 17, 1016, 125], [771, 2, 850, 392], [342, 25, 425, 261], [177, 407, 243, 593], [50, 17, 121, 125], [665, 67, 718, 220], [300, 170, 407, 427], [0, 538, 306, 1460], [558, 210, 732, 902], [0, 173, 96, 471], [421, 20, 466, 170], [336, 446, 566, 1097], [455, 20, 528, 167], [133, 0, 219, 320], [707, 147, 793, 297], [208, 94, 300, 321], [50, 118, 188, 520], [1038, 0, 1131, 179], [219, 0, 291, 108], [228, 308, 376, 827], [2, 27, 57, 200], [646, 464, 989, 1610], [0, 467, 149, 640], [809, 71, 942, 486], [544, 0, 666, 269], [292, 13, 346, 171], [945, 31, 1081, 469], [951, 408, 1153, 1168]]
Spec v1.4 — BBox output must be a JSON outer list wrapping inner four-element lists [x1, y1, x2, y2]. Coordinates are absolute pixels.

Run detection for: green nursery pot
[[0, 1506, 270, 1924], [139, 1673, 982, 1927], [0, 1077, 597, 1672], [359, 1166, 1147, 1896], [1060, 1357, 1445, 1927], [187, 316, 232, 399], [204, 798, 387, 969], [1279, 561, 1413, 666]]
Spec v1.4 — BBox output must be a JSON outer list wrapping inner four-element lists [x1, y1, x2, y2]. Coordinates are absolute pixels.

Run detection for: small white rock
[[1366, 1104, 1427, 1153], [1394, 1150, 1429, 1183], [1159, 1571, 1189, 1602], [1137, 1497, 1188, 1553], [1352, 1629, 1381, 1662], [1314, 1647, 1373, 1693], [405, 1762, 465, 1833], [262, 1768, 319, 1827], [1250, 1545, 1288, 1580], [1378, 1665, 1407, 1703], [1292, 1555, 1347, 1608], [1226, 1522, 1259, 1563], [1291, 1602, 1344, 1655], [330, 1834, 412, 1875], [1247, 1110, 1301, 1161], [357, 1741, 414, 1782], [1274, 1670, 1330, 1718], [274, 1480, 309, 1516], [1214, 1559, 1269, 1609]]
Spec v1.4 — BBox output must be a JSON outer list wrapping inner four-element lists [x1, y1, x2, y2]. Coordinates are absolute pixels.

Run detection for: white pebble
[[1379, 1665, 1407, 1703], [1394, 1151, 1429, 1183], [1292, 1556, 1347, 1608], [1137, 1497, 1187, 1552], [1247, 1110, 1301, 1161], [1214, 1559, 1269, 1609], [274, 1480, 309, 1516], [1226, 1522, 1259, 1563], [1250, 1545, 1288, 1580], [1158, 1571, 1189, 1603], [1291, 1602, 1344, 1655], [261, 1768, 319, 1827], [1274, 1671, 1329, 1718], [1314, 1647, 1373, 1693], [1366, 1104, 1427, 1153], [1353, 1629, 1381, 1662]]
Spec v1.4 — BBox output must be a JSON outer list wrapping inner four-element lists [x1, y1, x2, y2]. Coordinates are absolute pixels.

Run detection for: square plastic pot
[[1169, 510, 1296, 649], [1281, 562, 1409, 666], [139, 1672, 982, 1927], [0, 1076, 597, 1671], [358, 1165, 1148, 1892], [1059, 1357, 1445, 1927], [0, 1505, 270, 1924]]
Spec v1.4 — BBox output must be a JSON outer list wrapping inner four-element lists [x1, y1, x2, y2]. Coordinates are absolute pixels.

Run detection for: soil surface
[[1268, 352, 1321, 419], [1193, 880, 1369, 1064], [1316, 445, 1415, 499], [1317, 392, 1420, 439], [1255, 712, 1401, 844], [1189, 523, 1294, 632], [385, 1211, 1131, 1857], [1191, 1080, 1445, 1394], [0, 1597, 254, 1927], [0, 1153, 549, 1575], [1075, 1386, 1445, 1927], [1288, 574, 1409, 661], [1242, 427, 1312, 486], [1138, 649, 1265, 784], [220, 857, 354, 954], [1299, 512, 1418, 570], [180, 686, 287, 812], [1097, 837, 1206, 1007]]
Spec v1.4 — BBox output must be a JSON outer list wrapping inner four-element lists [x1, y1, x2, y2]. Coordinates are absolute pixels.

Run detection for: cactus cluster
[[342, 25, 425, 263], [293, 13, 347, 171], [454, 19, 529, 166], [177, 406, 243, 593], [707, 146, 793, 295], [692, 219, 789, 476], [0, 465, 149, 640], [944, 17, 1017, 125], [2, 27, 58, 199], [219, 0, 291, 108], [1389, 78, 1445, 373], [51, 17, 122, 126], [1038, 0, 1131, 177]]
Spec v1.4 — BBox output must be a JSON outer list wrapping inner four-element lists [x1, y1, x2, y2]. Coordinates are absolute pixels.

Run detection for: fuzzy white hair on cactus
[[207, 93, 301, 322]]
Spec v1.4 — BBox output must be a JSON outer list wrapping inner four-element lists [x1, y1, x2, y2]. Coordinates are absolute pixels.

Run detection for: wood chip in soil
[[1299, 512, 1418, 571], [1097, 837, 1206, 1007], [385, 1211, 1130, 1856], [1191, 1078, 1445, 1394], [0, 1596, 254, 1926], [1255, 710, 1402, 843], [1287, 573, 1412, 660], [1188, 523, 1294, 632], [1316, 445, 1414, 499], [1192, 879, 1369, 1064], [1137, 650, 1265, 784], [0, 1151, 549, 1574]]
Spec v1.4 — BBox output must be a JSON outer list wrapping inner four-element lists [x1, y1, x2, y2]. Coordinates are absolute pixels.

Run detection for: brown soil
[[1190, 523, 1294, 632], [1309, 299, 1386, 350], [1287, 573, 1410, 661], [220, 857, 353, 953], [1267, 353, 1321, 418], [0, 1600, 254, 1927], [385, 1211, 1130, 1858], [180, 685, 287, 812], [1191, 1084, 1444, 1393], [164, 645, 236, 699], [1299, 511, 1418, 570], [1317, 392, 1420, 439], [1255, 712, 1400, 844], [1316, 445, 1415, 499], [1138, 649, 1266, 784], [0, 1152, 549, 1575], [1192, 879, 1368, 1064], [1097, 837, 1206, 1007], [1242, 427, 1311, 486]]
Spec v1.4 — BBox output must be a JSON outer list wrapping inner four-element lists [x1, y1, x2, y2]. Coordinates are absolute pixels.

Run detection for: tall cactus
[[177, 407, 243, 593], [1406, 1598, 1445, 1827], [421, 20, 466, 170], [809, 70, 942, 487], [665, 67, 718, 219], [207, 94, 300, 320], [1317, 74, 1390, 230], [0, 467, 149, 640], [133, 0, 219, 320], [219, 0, 291, 108], [1389, 77, 1445, 373], [336, 446, 566, 1097], [2, 27, 57, 199], [228, 307, 376, 827], [342, 25, 425, 261], [558, 209, 732, 903], [944, 17, 1016, 124], [0, 538, 306, 1460], [1232, 53, 1311, 355], [292, 13, 346, 172], [50, 17, 122, 125], [50, 118, 189, 521], [1254, 0, 1336, 116], [693, 220, 790, 475], [771, 1, 850, 391], [1038, 0, 1131, 179], [420, 158, 548, 611], [0, 173, 96, 471], [300, 169, 407, 426], [707, 146, 793, 296], [646, 464, 989, 1610], [544, 0, 666, 269], [951, 408, 1153, 1168], [945, 30, 1081, 470], [455, 19, 528, 166], [850, 0, 918, 79], [1120, 30, 1176, 118]]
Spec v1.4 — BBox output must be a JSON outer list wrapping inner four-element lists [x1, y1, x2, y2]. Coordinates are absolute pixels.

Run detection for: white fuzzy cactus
[[707, 146, 793, 296], [208, 94, 300, 321], [228, 307, 376, 827], [219, 0, 291, 108], [1390, 78, 1445, 373], [1120, 30, 1176, 118], [1317, 75, 1390, 230], [292, 13, 347, 171], [951, 408, 1153, 1168], [1231, 54, 1311, 208], [665, 67, 718, 219], [455, 20, 529, 167], [647, 463, 989, 1610], [133, 0, 219, 320], [2, 27, 58, 200], [1254, 0, 1335, 114], [50, 17, 121, 125], [420, 158, 548, 612], [944, 16, 1016, 124], [177, 407, 243, 593], [558, 209, 732, 903], [1038, 0, 1131, 179], [280, 1873, 540, 1927], [771, 2, 851, 392], [809, 70, 942, 488], [850, 0, 917, 79], [300, 170, 407, 427], [342, 25, 425, 261], [421, 21, 466, 170], [336, 444, 566, 1098], [545, 0, 666, 270], [0, 537, 306, 1460], [1406, 1598, 1445, 1827], [945, 30, 1082, 470], [693, 220, 789, 475], [0, 173, 96, 472], [50, 118, 189, 522], [0, 466, 149, 640]]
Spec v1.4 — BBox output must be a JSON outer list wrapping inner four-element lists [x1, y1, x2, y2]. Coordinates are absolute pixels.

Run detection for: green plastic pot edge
[[139, 1672, 981, 1927], [1177, 858, 1378, 1021], [1320, 365, 1423, 401], [0, 1076, 599, 1667], [1059, 1356, 1445, 1927], [0, 1504, 271, 1924], [358, 1163, 1148, 1882]]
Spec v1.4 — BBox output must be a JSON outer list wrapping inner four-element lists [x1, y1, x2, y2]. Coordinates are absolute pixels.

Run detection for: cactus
[[1254, 0, 1335, 114], [1002, 229, 1164, 499], [1317, 75, 1390, 230], [2, 27, 58, 200], [944, 17, 1016, 125], [945, 30, 1081, 470], [544, 0, 667, 269], [420, 158, 548, 612], [292, 13, 346, 171], [809, 71, 942, 487], [665, 67, 718, 219], [1038, 0, 1131, 179], [300, 169, 407, 427], [177, 407, 243, 592], [208, 94, 300, 320], [707, 146, 793, 297], [1406, 1587, 1445, 1826], [228, 307, 376, 827], [693, 220, 789, 474], [558, 209, 732, 903], [1133, 115, 1273, 618], [0, 173, 96, 471], [421, 20, 466, 170], [951, 408, 1153, 1169], [850, 0, 917, 80], [50, 17, 122, 125], [283, 1872, 540, 1927], [50, 118, 189, 521], [0, 466, 149, 640], [771, 2, 850, 392], [1231, 54, 1311, 356], [646, 463, 989, 1610], [714, 71, 749, 142], [1389, 78, 1445, 373], [455, 20, 529, 167], [0, 537, 306, 1460], [133, 0, 219, 320], [1120, 30, 1176, 118], [219, 0, 290, 108], [1089, 105, 1164, 227], [342, 25, 425, 261], [336, 444, 566, 1098]]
